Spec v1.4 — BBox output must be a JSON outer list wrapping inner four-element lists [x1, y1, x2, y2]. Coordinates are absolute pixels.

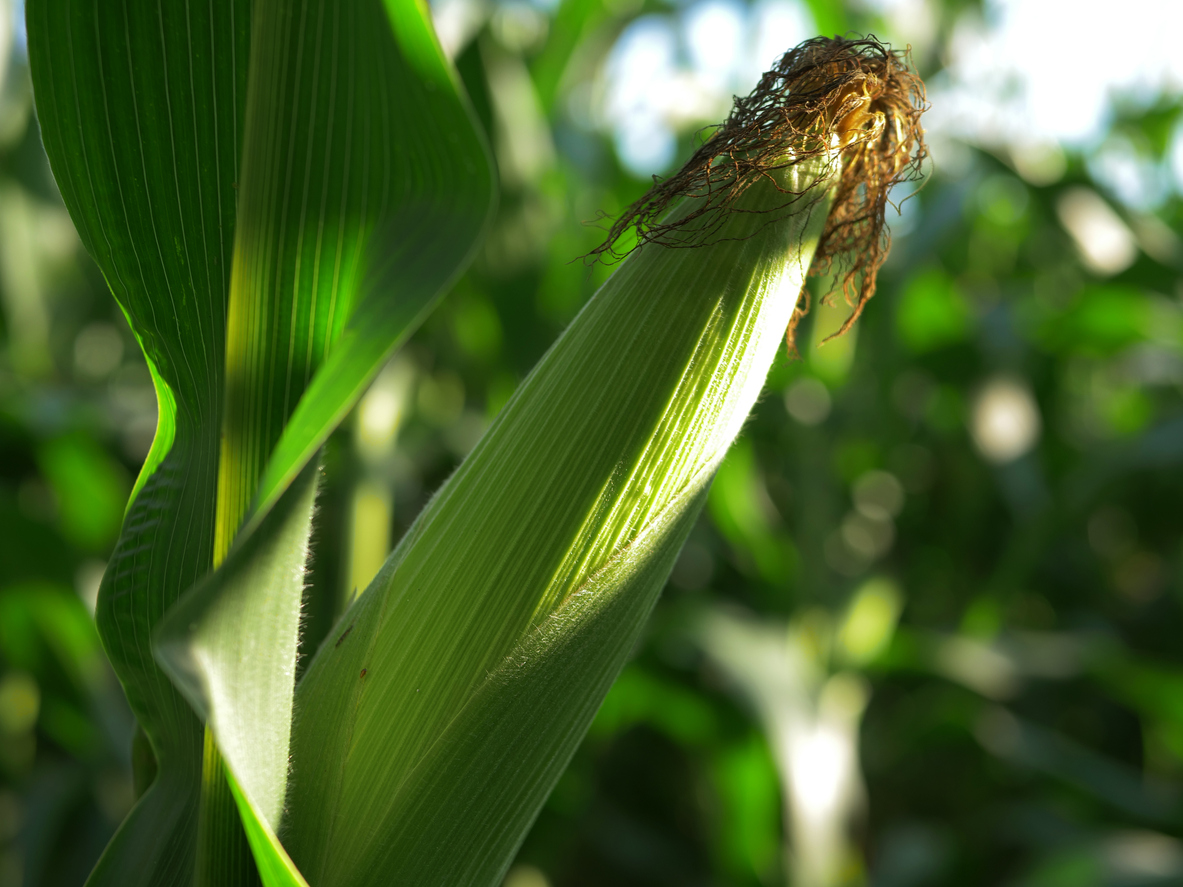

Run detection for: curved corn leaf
[[285, 165, 833, 886], [29, 0, 493, 883], [241, 0, 494, 532], [216, 0, 493, 542], [27, 3, 250, 882]]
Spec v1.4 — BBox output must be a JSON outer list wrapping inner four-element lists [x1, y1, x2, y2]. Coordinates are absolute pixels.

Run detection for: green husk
[[283, 157, 833, 886]]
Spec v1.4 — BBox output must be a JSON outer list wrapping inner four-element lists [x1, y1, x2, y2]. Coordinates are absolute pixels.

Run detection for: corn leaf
[[214, 0, 494, 542], [284, 166, 833, 886], [155, 463, 319, 887], [157, 0, 491, 878], [28, 4, 250, 881], [28, 0, 492, 883]]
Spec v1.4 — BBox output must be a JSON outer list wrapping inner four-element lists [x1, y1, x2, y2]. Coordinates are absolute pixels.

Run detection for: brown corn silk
[[588, 35, 928, 350]]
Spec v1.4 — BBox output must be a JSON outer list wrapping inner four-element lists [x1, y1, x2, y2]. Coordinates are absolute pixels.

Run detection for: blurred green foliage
[[3, 0, 1183, 884]]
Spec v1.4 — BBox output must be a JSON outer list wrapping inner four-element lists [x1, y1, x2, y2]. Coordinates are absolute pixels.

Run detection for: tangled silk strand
[[588, 35, 929, 351]]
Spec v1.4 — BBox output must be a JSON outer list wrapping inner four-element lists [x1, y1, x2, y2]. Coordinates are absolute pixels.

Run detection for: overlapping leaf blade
[[156, 464, 320, 887]]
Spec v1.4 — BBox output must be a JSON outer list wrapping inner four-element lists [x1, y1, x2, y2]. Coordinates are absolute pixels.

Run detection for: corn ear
[[282, 157, 833, 885], [281, 34, 926, 886]]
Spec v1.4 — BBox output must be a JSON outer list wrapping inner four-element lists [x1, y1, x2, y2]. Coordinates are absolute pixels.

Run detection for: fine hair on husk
[[588, 35, 928, 351]]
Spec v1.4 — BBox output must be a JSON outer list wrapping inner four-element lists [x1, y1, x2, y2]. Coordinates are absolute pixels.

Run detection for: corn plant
[[27, 1, 924, 883]]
